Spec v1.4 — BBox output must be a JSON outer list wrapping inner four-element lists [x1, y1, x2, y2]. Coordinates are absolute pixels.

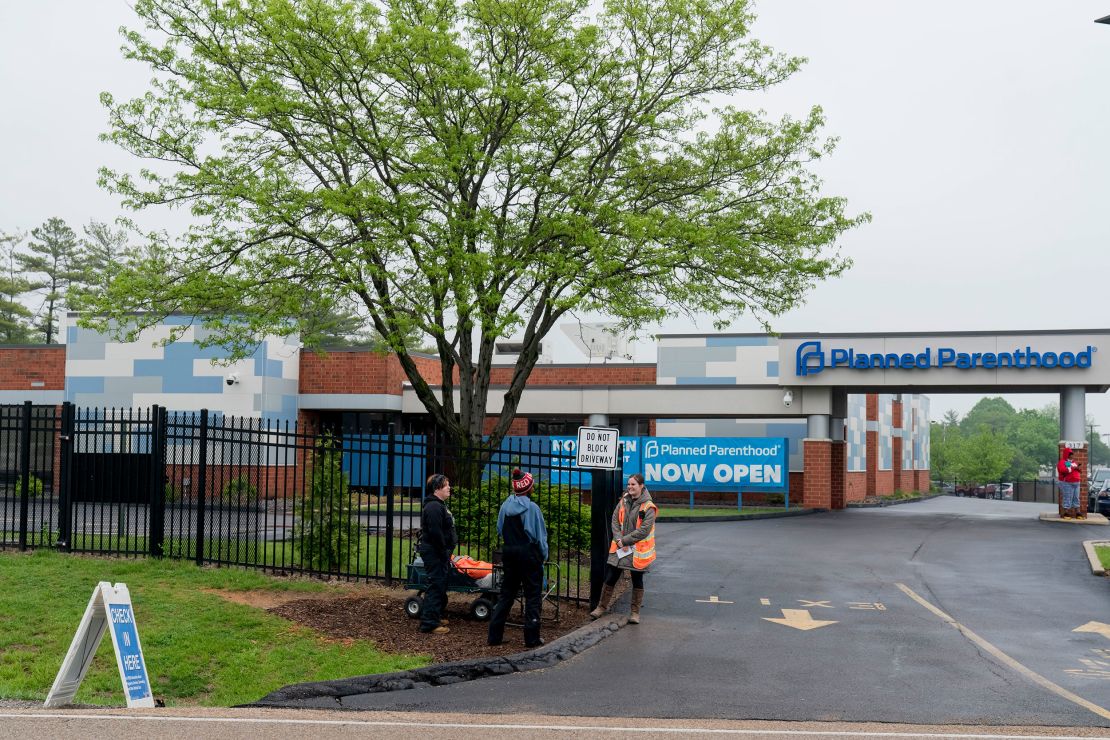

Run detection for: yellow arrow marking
[[1074, 621, 1110, 639], [695, 595, 734, 604], [762, 608, 838, 631]]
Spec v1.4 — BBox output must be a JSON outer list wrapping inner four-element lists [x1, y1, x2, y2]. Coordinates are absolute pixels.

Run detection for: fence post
[[17, 400, 32, 551], [589, 469, 613, 610], [57, 402, 74, 551], [384, 425, 396, 586], [148, 405, 166, 557], [195, 409, 209, 566]]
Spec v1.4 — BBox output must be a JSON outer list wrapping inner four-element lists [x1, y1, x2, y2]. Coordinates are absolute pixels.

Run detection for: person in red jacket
[[1056, 448, 1082, 519]]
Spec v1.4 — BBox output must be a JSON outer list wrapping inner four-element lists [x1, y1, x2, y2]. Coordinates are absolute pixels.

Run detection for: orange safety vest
[[609, 499, 658, 570]]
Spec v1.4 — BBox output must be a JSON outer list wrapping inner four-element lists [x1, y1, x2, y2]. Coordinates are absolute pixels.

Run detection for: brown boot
[[629, 588, 645, 625], [589, 584, 614, 620]]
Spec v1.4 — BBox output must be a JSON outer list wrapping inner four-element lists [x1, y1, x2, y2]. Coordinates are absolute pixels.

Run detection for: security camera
[[225, 372, 240, 386], [783, 389, 793, 407]]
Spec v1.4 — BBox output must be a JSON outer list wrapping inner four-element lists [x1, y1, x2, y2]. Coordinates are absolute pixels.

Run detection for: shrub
[[766, 493, 785, 507], [452, 475, 591, 559], [221, 476, 257, 503], [295, 435, 358, 571], [15, 474, 44, 498]]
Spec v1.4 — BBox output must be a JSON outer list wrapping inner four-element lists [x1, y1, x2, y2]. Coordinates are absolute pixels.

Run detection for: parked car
[[1083, 488, 1110, 519], [998, 482, 1014, 500]]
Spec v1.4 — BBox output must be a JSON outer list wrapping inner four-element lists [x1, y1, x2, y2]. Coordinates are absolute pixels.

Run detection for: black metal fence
[[931, 478, 1062, 504], [0, 402, 623, 603]]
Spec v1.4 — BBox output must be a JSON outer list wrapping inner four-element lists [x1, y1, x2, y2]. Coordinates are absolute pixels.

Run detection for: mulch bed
[[269, 584, 615, 664]]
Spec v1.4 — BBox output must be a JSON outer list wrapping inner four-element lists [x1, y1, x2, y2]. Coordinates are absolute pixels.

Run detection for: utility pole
[[1089, 423, 1100, 472]]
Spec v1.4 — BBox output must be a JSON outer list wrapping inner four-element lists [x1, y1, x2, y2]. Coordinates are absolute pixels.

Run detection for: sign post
[[45, 582, 154, 708], [577, 426, 620, 609]]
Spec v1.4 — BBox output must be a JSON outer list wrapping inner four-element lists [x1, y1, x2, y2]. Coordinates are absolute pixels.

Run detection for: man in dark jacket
[[488, 469, 548, 648], [418, 473, 456, 634]]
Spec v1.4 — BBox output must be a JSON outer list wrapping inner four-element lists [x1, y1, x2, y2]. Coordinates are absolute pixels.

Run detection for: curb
[[659, 508, 817, 523], [1083, 540, 1109, 576], [246, 595, 632, 707], [1038, 512, 1109, 526], [847, 493, 947, 509]]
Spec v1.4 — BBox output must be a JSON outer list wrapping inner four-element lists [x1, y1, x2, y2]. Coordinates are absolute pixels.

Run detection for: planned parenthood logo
[[794, 339, 1094, 376], [796, 341, 825, 376]]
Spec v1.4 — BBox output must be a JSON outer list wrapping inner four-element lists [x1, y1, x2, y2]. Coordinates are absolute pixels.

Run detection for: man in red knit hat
[[488, 468, 548, 648]]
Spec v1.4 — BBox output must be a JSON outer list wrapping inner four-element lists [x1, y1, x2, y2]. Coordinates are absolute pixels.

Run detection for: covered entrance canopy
[[775, 330, 1110, 511], [777, 329, 1110, 443]]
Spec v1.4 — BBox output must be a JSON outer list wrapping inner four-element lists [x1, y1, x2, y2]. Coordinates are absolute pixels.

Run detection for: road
[[3, 707, 1110, 740], [271, 497, 1110, 726]]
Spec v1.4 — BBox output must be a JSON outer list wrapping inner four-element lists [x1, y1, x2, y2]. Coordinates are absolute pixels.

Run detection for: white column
[[807, 414, 830, 440], [587, 413, 608, 427], [1060, 387, 1086, 442]]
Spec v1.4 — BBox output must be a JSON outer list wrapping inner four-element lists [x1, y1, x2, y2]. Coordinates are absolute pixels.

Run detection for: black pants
[[488, 549, 543, 646], [604, 563, 644, 589], [419, 548, 450, 631]]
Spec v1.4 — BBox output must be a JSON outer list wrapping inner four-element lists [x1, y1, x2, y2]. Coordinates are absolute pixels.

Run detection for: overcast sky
[[1, 1, 1109, 430]]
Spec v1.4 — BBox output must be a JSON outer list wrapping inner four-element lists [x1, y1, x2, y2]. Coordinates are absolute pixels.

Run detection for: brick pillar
[[803, 439, 832, 510], [830, 440, 846, 510], [1058, 444, 1088, 518], [865, 394, 878, 496]]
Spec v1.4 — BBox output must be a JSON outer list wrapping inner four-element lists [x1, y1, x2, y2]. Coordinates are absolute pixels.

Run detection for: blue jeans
[[1058, 481, 1080, 509]]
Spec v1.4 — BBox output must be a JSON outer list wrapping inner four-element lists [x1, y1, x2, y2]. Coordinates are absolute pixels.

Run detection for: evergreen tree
[[70, 220, 135, 310], [19, 218, 85, 344], [0, 232, 35, 344]]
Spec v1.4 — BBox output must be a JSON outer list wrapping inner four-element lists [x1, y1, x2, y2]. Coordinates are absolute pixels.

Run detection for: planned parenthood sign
[[641, 437, 788, 491]]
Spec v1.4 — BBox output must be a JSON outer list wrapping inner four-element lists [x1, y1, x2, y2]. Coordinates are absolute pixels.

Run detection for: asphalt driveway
[[274, 497, 1110, 726]]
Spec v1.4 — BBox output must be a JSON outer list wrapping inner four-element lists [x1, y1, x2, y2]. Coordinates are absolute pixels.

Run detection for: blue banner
[[340, 434, 786, 493], [640, 437, 788, 491], [343, 434, 427, 488]]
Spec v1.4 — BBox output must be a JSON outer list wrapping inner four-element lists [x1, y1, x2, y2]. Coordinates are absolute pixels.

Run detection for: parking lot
[[274, 497, 1110, 727]]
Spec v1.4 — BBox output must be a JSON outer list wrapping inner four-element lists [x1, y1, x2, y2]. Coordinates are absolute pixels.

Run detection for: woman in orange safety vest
[[588, 472, 657, 624]]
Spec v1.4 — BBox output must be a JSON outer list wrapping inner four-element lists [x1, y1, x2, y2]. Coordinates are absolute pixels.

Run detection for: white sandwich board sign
[[576, 426, 620, 470], [44, 581, 154, 708]]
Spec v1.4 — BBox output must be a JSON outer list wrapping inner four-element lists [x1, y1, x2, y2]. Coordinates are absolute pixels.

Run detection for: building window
[[528, 419, 581, 436]]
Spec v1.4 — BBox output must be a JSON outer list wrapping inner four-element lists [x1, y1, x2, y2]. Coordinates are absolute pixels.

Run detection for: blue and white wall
[[657, 335, 780, 384], [63, 315, 300, 423]]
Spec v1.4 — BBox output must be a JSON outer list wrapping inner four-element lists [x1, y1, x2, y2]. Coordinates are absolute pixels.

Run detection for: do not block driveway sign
[[576, 426, 619, 470]]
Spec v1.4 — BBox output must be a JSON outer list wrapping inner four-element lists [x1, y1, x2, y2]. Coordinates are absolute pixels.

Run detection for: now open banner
[[640, 437, 788, 491]]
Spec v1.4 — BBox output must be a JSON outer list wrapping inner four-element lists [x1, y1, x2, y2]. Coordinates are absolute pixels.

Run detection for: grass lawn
[[1097, 544, 1110, 571], [656, 506, 785, 518], [0, 550, 428, 707]]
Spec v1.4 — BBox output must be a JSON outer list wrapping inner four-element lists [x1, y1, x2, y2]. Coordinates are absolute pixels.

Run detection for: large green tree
[[89, 0, 866, 448], [20, 218, 86, 344], [955, 425, 1013, 484]]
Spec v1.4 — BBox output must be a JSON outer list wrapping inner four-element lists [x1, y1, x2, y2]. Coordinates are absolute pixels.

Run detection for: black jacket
[[419, 496, 457, 558]]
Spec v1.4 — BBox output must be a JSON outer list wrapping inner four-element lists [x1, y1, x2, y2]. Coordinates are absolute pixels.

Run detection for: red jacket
[[1057, 454, 1081, 483]]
